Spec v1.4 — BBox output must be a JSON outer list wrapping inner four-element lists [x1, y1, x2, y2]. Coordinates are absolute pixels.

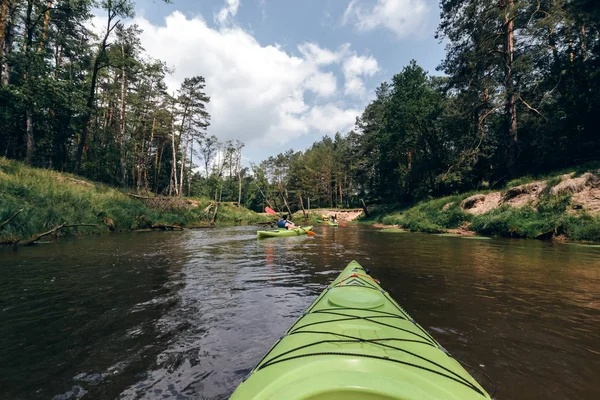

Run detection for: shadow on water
[[1, 225, 600, 399]]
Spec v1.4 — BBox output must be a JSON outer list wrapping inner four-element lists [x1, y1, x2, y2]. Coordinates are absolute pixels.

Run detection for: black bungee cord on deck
[[246, 267, 492, 398]]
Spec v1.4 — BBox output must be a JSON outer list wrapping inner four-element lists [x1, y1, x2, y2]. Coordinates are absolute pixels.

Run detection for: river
[[1, 225, 599, 399]]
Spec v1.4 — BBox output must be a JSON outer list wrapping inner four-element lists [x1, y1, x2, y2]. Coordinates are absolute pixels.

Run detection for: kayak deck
[[231, 261, 491, 400], [256, 226, 313, 239]]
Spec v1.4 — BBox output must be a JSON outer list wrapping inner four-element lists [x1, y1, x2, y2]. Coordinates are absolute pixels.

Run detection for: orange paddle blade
[[265, 206, 278, 216]]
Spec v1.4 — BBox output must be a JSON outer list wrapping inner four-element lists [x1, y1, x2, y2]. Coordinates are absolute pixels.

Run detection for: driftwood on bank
[[18, 223, 98, 246], [0, 209, 24, 230], [151, 224, 184, 231], [127, 193, 157, 199]]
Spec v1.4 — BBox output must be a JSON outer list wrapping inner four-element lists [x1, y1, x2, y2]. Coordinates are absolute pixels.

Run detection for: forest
[[1, 0, 599, 213]]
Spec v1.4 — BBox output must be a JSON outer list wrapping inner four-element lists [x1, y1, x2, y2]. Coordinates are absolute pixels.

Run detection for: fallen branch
[[150, 224, 184, 231], [203, 203, 214, 214], [127, 193, 176, 200], [128, 193, 158, 199], [0, 209, 24, 230], [19, 223, 97, 246], [536, 229, 555, 241]]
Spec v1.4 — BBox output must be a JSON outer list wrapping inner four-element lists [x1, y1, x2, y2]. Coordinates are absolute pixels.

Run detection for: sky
[[123, 0, 446, 163]]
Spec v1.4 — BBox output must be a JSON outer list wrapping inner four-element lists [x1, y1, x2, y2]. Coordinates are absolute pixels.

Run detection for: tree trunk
[[1, 0, 14, 86], [131, 122, 139, 189], [145, 113, 156, 192], [237, 167, 242, 206], [154, 140, 162, 193], [0, 0, 7, 86], [178, 130, 188, 196], [37, 1, 53, 52], [187, 137, 193, 196], [119, 35, 127, 186], [169, 105, 179, 196], [281, 189, 293, 219], [503, 0, 518, 178], [25, 106, 34, 165], [137, 120, 147, 191], [361, 199, 369, 217], [54, 44, 63, 77], [581, 25, 587, 61], [299, 193, 306, 218], [176, 104, 189, 196]]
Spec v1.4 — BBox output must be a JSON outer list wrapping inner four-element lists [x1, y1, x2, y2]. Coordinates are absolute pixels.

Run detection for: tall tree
[[173, 76, 210, 196], [75, 0, 134, 173]]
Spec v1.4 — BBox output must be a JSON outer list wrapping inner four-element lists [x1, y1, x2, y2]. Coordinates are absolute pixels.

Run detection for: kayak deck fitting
[[256, 226, 313, 239], [231, 261, 491, 400]]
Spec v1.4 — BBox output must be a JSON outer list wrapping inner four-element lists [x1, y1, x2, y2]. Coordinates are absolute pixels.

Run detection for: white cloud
[[297, 42, 349, 66], [132, 12, 372, 157], [342, 0, 431, 38], [215, 0, 240, 26], [305, 72, 337, 97], [342, 54, 379, 96], [303, 104, 360, 133]]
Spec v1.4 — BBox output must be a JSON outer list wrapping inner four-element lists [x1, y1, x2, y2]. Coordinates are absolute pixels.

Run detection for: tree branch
[[0, 209, 23, 230], [518, 96, 546, 119], [17, 223, 97, 246]]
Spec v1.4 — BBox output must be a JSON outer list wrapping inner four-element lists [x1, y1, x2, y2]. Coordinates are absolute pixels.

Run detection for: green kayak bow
[[231, 261, 491, 400]]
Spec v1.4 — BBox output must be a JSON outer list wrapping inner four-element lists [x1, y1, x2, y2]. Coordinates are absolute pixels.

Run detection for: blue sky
[[128, 0, 446, 163]]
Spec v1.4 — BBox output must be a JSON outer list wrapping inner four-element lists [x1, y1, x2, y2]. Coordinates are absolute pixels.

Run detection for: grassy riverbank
[[0, 158, 270, 244], [365, 163, 600, 242]]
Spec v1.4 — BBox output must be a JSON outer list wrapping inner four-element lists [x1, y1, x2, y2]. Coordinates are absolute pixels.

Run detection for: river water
[[1, 225, 599, 399]]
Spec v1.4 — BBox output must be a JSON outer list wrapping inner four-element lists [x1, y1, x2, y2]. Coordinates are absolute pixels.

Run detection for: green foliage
[[561, 215, 600, 242]]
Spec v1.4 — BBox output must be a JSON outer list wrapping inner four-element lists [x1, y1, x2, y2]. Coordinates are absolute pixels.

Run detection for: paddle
[[265, 207, 316, 236]]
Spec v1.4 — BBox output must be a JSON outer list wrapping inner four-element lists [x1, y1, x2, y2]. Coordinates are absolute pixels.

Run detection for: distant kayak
[[327, 221, 339, 226], [256, 226, 314, 239], [230, 261, 491, 399]]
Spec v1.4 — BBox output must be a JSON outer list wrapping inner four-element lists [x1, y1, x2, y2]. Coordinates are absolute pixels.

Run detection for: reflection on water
[[1, 225, 600, 399]]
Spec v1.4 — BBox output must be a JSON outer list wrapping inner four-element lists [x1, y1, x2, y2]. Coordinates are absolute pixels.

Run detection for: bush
[[559, 214, 600, 242]]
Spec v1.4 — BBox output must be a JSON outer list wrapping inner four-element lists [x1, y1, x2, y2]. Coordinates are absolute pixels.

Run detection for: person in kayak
[[277, 215, 297, 229], [331, 215, 337, 223]]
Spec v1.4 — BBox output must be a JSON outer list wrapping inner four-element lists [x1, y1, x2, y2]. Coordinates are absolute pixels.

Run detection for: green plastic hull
[[327, 222, 339, 226], [256, 226, 313, 239], [231, 261, 491, 400]]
